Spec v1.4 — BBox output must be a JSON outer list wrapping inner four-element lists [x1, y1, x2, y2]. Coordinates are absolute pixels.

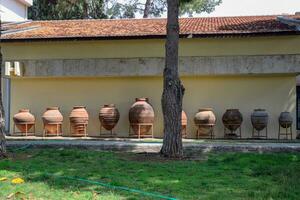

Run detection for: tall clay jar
[[251, 109, 268, 131], [99, 104, 120, 131], [129, 98, 155, 136], [13, 109, 35, 135], [42, 107, 63, 136], [222, 109, 243, 132], [194, 108, 216, 135], [69, 106, 89, 136], [279, 112, 293, 128], [181, 110, 188, 138]]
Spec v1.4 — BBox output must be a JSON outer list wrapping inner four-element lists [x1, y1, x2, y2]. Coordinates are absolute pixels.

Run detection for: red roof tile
[[1, 15, 299, 41]]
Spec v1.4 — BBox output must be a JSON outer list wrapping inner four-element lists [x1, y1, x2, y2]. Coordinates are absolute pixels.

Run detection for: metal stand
[[13, 122, 35, 136], [100, 124, 116, 138], [278, 123, 293, 140], [196, 124, 215, 139], [70, 123, 88, 137], [129, 123, 154, 139], [224, 124, 242, 139], [252, 125, 268, 139], [43, 123, 62, 137]]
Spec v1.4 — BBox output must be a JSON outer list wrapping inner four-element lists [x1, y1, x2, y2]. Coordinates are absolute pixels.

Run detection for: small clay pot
[[69, 106, 89, 136], [251, 109, 268, 131], [13, 109, 35, 133], [129, 98, 154, 135], [99, 104, 120, 131], [42, 107, 63, 135], [279, 112, 293, 128], [222, 109, 243, 131], [194, 108, 216, 135]]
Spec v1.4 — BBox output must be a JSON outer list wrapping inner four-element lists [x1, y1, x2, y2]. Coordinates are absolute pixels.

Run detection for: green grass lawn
[[0, 148, 300, 200]]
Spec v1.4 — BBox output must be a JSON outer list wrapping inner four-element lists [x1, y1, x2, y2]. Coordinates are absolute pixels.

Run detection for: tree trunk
[[143, 0, 151, 18], [160, 0, 184, 158], [83, 0, 89, 19], [0, 20, 7, 158]]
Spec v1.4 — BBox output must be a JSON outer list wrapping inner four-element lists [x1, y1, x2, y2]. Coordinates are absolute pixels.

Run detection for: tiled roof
[[1, 15, 299, 41]]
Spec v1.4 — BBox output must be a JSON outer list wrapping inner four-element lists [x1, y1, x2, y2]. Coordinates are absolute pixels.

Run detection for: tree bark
[[143, 0, 151, 18], [0, 20, 7, 158], [160, 0, 184, 158]]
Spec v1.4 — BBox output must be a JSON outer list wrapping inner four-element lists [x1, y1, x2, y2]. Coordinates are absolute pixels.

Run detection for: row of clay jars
[[13, 107, 88, 136], [13, 105, 292, 136], [195, 108, 293, 133]]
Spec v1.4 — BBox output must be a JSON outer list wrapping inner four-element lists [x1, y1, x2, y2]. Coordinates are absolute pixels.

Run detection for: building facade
[[1, 15, 300, 138], [0, 0, 32, 22]]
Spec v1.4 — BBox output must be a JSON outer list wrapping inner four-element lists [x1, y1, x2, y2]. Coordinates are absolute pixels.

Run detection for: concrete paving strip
[[6, 138, 300, 153]]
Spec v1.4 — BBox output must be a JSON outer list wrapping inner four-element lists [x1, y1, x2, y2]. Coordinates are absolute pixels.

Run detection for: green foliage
[[1, 148, 300, 199], [29, 0, 107, 20], [28, 0, 222, 20], [180, 0, 222, 16]]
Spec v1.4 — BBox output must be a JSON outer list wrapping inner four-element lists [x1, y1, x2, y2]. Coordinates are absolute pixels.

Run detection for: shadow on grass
[[1, 147, 300, 200]]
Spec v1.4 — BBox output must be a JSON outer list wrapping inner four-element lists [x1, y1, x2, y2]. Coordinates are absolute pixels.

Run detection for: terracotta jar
[[129, 98, 154, 135], [99, 104, 120, 131], [42, 107, 63, 135], [279, 112, 293, 128], [222, 109, 243, 131], [194, 108, 216, 135], [69, 106, 89, 136], [182, 110, 187, 126], [13, 109, 35, 133], [251, 109, 268, 131], [181, 110, 188, 137]]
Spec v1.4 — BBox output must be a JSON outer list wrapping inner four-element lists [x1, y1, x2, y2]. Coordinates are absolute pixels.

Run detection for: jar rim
[[199, 108, 213, 112], [47, 106, 59, 110], [73, 106, 86, 109], [19, 109, 29, 112], [135, 97, 148, 102]]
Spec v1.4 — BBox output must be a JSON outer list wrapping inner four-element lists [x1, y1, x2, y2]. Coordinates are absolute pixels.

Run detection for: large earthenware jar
[[69, 106, 89, 136], [13, 109, 35, 133], [194, 108, 216, 135], [182, 110, 187, 126], [99, 104, 120, 131], [222, 109, 243, 131], [42, 107, 63, 135], [129, 98, 154, 135], [279, 112, 293, 128], [181, 110, 188, 137], [251, 109, 268, 131]]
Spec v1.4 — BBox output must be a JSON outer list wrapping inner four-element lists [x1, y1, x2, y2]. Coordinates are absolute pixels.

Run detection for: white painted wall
[[0, 0, 32, 22]]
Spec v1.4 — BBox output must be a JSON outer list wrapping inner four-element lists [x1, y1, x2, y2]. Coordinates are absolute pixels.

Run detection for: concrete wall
[[2, 36, 300, 60], [10, 75, 296, 139]]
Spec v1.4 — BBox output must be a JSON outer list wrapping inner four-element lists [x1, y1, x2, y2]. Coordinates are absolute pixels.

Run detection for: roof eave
[[1, 31, 299, 43]]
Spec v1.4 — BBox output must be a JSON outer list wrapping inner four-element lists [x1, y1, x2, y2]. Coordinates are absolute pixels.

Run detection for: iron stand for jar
[[196, 124, 215, 139], [278, 123, 293, 140], [43, 123, 63, 137], [224, 124, 242, 139], [13, 122, 35, 136], [99, 124, 116, 138], [129, 123, 154, 139], [70, 122, 88, 137], [252, 124, 268, 139]]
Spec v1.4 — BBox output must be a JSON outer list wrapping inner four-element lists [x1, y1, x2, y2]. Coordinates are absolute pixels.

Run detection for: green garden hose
[[44, 173, 177, 200]]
